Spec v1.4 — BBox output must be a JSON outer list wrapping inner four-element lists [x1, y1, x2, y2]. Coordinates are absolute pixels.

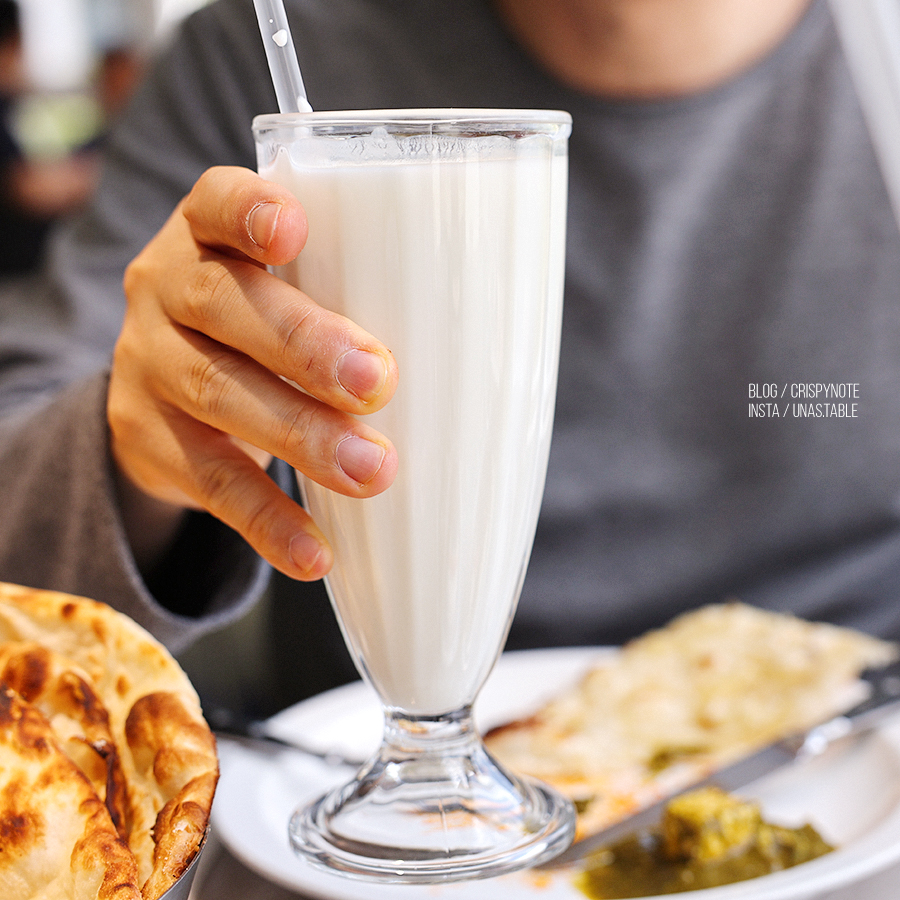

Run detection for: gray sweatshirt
[[1, 0, 899, 705]]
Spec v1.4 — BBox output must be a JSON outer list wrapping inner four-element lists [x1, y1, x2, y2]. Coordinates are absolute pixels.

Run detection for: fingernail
[[248, 201, 281, 250], [289, 531, 324, 574], [336, 435, 386, 485], [336, 349, 387, 403]]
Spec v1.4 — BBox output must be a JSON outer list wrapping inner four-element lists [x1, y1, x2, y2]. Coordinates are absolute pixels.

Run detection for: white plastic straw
[[253, 0, 312, 113], [829, 0, 900, 226]]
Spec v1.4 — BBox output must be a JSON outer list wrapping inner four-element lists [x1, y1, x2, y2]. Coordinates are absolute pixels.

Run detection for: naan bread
[[0, 688, 141, 900], [0, 642, 130, 840], [0, 583, 218, 899], [485, 602, 897, 840]]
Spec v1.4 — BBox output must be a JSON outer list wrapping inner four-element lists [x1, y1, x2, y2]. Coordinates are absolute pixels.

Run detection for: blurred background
[[0, 0, 211, 275]]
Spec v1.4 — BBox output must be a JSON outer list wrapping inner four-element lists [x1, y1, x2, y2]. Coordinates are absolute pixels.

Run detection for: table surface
[[188, 828, 900, 900]]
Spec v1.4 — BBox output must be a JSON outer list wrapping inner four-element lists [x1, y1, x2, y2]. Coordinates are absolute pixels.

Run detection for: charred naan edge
[[124, 692, 218, 899], [0, 642, 129, 839], [485, 602, 899, 840], [140, 771, 216, 900], [0, 687, 141, 900], [0, 583, 218, 900]]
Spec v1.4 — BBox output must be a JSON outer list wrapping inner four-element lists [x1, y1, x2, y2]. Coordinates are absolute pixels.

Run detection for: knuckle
[[194, 455, 243, 509], [123, 249, 159, 309], [109, 336, 157, 428], [196, 457, 273, 547], [106, 387, 162, 475], [122, 256, 142, 301], [279, 305, 316, 360], [182, 259, 239, 325], [185, 347, 239, 419], [183, 168, 220, 216], [276, 400, 318, 460], [277, 304, 332, 374], [110, 329, 136, 376], [241, 494, 279, 548], [107, 393, 143, 444]]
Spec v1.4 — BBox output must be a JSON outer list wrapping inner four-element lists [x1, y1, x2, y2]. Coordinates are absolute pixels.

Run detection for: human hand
[[108, 166, 398, 581]]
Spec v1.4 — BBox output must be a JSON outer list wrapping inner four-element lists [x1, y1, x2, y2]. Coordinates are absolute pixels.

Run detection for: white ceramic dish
[[211, 648, 900, 900]]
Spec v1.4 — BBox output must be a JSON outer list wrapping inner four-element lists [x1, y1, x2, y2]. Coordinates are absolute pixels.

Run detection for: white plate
[[211, 648, 900, 900]]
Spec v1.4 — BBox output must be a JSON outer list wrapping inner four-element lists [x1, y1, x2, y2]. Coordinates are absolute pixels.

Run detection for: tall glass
[[254, 109, 574, 882]]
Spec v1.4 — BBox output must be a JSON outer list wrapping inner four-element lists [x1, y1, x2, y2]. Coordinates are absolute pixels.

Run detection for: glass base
[[288, 707, 576, 883]]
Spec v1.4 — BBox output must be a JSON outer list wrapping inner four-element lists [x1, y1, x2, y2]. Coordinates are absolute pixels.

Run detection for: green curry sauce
[[574, 787, 833, 899]]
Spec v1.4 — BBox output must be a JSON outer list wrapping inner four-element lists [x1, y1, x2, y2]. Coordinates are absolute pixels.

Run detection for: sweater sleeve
[[0, 366, 269, 653]]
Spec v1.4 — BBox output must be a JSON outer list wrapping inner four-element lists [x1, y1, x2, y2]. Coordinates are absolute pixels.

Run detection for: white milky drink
[[259, 111, 576, 884], [260, 113, 569, 715]]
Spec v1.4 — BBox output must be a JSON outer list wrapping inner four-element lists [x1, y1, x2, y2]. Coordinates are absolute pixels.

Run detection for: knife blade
[[207, 706, 365, 767], [542, 657, 900, 869]]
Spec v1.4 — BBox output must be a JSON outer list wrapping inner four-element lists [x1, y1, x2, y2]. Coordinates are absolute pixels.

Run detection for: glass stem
[[380, 705, 479, 759]]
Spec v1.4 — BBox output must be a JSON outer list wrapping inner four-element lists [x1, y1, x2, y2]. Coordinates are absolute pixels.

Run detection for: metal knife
[[208, 706, 365, 767], [542, 657, 900, 869]]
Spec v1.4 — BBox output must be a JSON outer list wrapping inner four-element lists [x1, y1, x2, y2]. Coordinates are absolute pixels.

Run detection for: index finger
[[172, 166, 398, 414], [182, 166, 309, 267]]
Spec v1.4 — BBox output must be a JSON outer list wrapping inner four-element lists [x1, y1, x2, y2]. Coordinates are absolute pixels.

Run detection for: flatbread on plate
[[485, 602, 898, 840]]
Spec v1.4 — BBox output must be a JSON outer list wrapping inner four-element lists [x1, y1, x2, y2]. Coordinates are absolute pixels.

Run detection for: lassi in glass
[[254, 109, 574, 882]]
